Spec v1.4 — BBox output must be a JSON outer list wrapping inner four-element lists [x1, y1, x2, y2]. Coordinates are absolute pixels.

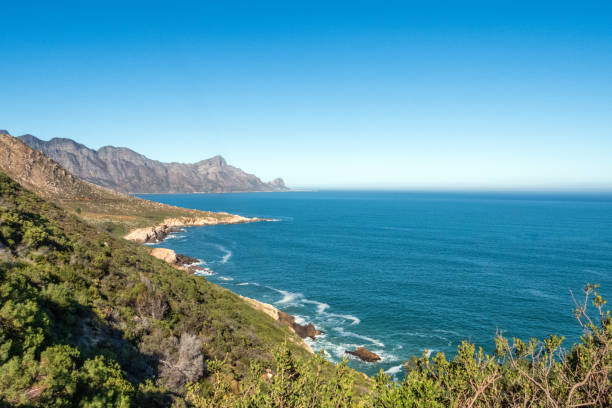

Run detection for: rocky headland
[[277, 311, 323, 340], [124, 214, 271, 243], [149, 248, 210, 274], [239, 296, 325, 353]]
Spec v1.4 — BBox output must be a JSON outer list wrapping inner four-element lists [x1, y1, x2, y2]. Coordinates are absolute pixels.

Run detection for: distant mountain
[[16, 132, 288, 194], [0, 131, 250, 232]]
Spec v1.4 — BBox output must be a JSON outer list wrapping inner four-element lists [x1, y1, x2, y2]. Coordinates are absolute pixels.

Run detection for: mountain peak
[[17, 133, 288, 194], [209, 155, 227, 167]]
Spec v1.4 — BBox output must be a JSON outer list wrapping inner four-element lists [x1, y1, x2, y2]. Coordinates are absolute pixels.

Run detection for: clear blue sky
[[2, 1, 611, 190]]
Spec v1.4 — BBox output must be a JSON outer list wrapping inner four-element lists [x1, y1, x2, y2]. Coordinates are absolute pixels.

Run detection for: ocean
[[137, 191, 612, 377]]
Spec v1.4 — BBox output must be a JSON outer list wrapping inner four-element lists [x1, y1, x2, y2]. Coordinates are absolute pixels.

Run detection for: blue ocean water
[[138, 191, 612, 377]]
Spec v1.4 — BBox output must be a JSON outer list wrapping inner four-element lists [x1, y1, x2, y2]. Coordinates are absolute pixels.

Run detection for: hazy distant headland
[[15, 131, 288, 194]]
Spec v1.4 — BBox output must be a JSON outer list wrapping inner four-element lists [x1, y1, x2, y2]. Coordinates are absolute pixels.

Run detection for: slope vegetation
[[0, 133, 254, 236], [0, 172, 314, 406]]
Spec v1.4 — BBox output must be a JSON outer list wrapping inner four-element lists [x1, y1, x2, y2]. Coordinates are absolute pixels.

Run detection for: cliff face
[[17, 132, 288, 194]]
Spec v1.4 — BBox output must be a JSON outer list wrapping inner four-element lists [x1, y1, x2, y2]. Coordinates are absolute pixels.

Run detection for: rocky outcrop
[[239, 296, 323, 352], [175, 253, 200, 266], [345, 347, 381, 362], [150, 248, 178, 264], [278, 311, 323, 340], [17, 132, 289, 194], [124, 214, 269, 244], [149, 247, 210, 274]]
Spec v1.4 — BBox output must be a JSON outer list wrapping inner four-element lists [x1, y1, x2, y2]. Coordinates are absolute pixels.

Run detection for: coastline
[[124, 214, 274, 244], [238, 296, 315, 354], [132, 219, 319, 356]]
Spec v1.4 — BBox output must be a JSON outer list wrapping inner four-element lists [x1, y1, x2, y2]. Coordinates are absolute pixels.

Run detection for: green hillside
[[1, 169, 611, 407], [0, 173, 333, 406]]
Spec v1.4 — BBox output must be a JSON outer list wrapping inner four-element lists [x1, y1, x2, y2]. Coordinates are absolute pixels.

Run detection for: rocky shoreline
[[132, 215, 378, 364], [150, 248, 212, 274], [124, 214, 273, 244], [239, 296, 324, 354], [147, 246, 321, 355]]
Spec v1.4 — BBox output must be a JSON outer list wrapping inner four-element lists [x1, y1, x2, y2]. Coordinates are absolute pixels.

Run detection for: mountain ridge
[[14, 131, 288, 194], [0, 131, 258, 235]]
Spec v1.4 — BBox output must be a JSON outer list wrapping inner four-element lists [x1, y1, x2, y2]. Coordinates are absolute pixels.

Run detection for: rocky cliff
[[16, 132, 288, 194]]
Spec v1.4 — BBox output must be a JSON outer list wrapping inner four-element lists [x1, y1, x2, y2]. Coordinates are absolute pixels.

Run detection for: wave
[[273, 289, 304, 305], [184, 259, 206, 267], [384, 364, 404, 375], [326, 313, 360, 325], [237, 282, 261, 287], [302, 299, 330, 314], [292, 314, 307, 325], [267, 287, 360, 326], [165, 234, 185, 240], [333, 327, 384, 347], [215, 244, 233, 264], [193, 268, 214, 277], [217, 276, 234, 281]]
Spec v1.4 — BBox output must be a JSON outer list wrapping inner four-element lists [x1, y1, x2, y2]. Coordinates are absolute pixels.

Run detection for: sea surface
[[138, 191, 612, 377]]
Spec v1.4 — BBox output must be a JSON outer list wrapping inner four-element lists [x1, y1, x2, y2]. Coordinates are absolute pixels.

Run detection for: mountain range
[[10, 131, 287, 194]]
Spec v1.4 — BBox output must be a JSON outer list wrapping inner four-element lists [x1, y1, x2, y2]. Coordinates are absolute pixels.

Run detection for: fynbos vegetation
[[1, 170, 610, 407]]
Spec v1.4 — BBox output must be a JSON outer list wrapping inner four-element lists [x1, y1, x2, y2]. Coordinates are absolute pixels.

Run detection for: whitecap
[[333, 327, 384, 347], [215, 244, 233, 264], [237, 282, 249, 286], [165, 234, 185, 240], [194, 269, 213, 277], [184, 259, 205, 267], [268, 288, 304, 305], [384, 364, 404, 375], [293, 315, 307, 325], [326, 313, 360, 325], [217, 276, 234, 281], [303, 299, 330, 314]]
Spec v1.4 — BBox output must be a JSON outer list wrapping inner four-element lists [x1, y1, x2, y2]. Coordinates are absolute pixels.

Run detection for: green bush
[[1, 172, 610, 407]]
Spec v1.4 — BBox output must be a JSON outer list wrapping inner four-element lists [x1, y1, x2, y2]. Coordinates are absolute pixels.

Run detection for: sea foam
[[384, 364, 404, 375], [333, 327, 384, 347], [215, 244, 233, 264]]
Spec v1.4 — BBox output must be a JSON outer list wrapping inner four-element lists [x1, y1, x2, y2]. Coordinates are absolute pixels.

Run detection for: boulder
[[175, 253, 200, 266], [345, 347, 381, 362], [150, 248, 178, 264], [278, 311, 322, 340]]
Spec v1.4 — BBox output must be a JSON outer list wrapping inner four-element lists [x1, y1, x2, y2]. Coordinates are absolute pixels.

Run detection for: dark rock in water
[[345, 347, 381, 362], [278, 311, 322, 340], [176, 253, 200, 266]]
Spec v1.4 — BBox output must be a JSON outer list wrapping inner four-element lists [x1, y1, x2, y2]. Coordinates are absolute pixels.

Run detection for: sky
[[1, 1, 611, 190]]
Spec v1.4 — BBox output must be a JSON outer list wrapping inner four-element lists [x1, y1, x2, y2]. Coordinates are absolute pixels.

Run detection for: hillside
[[1, 133, 611, 407], [16, 132, 288, 194], [0, 172, 333, 406], [1, 170, 611, 407], [0, 133, 258, 236]]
